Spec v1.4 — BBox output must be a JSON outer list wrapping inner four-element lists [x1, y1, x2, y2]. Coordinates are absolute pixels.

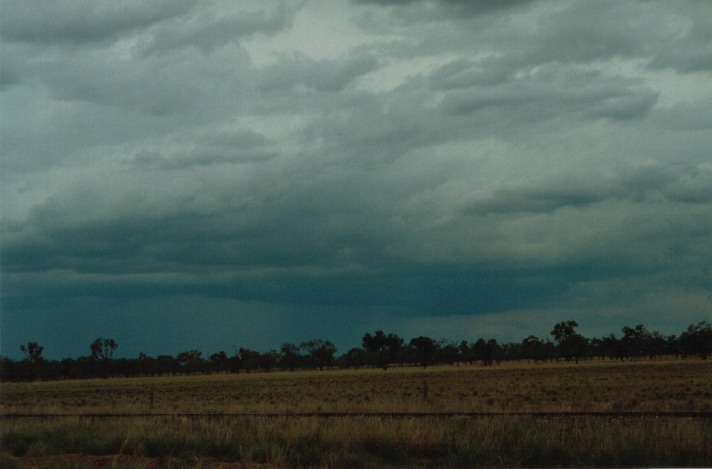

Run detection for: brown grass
[[3, 358, 711, 414], [1, 358, 711, 467]]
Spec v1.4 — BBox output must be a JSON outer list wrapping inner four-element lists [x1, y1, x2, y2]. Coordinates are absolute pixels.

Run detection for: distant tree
[[61, 357, 90, 379], [598, 334, 625, 361], [488, 339, 501, 364], [227, 351, 242, 374], [521, 336, 548, 362], [409, 336, 436, 368], [177, 350, 203, 374], [621, 324, 648, 360], [260, 350, 280, 372], [156, 355, 178, 375], [91, 338, 118, 377], [666, 335, 682, 358], [0, 357, 13, 381], [563, 334, 588, 363], [680, 321, 712, 359], [338, 347, 369, 369], [458, 340, 474, 364], [472, 338, 498, 366], [113, 358, 135, 378], [239, 348, 261, 373], [551, 321, 578, 345], [500, 342, 521, 362], [551, 321, 588, 362], [472, 338, 486, 366], [7, 318, 712, 381], [280, 343, 302, 370], [137, 352, 157, 376], [362, 331, 404, 370], [646, 330, 668, 359], [436, 340, 460, 365], [20, 342, 44, 363], [588, 337, 606, 360], [300, 339, 337, 370], [209, 351, 229, 373], [20, 342, 45, 380], [91, 338, 118, 361]]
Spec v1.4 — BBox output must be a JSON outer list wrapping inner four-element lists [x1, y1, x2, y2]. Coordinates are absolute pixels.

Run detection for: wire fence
[[2, 411, 711, 419]]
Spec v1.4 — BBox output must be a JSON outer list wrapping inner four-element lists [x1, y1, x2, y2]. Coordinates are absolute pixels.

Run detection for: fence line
[[2, 411, 711, 419]]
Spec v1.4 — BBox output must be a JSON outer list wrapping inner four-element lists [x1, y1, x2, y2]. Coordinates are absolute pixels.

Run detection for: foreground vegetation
[[1, 359, 711, 467], [2, 414, 710, 468]]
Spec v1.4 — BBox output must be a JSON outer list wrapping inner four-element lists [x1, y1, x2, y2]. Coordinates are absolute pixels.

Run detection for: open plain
[[2, 359, 711, 467]]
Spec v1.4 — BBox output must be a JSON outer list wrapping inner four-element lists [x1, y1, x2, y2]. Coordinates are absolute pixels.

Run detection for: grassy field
[[1, 359, 711, 467]]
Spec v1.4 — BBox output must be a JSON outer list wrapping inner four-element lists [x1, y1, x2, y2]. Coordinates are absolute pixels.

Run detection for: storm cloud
[[2, 0, 711, 359]]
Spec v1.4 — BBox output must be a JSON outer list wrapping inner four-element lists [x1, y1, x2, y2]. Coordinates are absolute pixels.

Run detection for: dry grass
[[1, 359, 711, 467], [3, 359, 711, 414]]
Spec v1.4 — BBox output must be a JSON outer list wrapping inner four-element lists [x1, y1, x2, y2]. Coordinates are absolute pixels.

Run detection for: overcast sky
[[2, 0, 712, 360]]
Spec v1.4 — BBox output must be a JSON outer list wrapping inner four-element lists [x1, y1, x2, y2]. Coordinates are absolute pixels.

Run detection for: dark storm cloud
[[136, 3, 295, 56], [6, 44, 254, 116], [665, 167, 712, 204], [361, 0, 712, 75], [2, 0, 295, 51], [131, 129, 277, 170], [1, 0, 199, 45], [468, 164, 688, 215], [472, 186, 605, 215], [437, 71, 659, 122], [2, 0, 711, 359]]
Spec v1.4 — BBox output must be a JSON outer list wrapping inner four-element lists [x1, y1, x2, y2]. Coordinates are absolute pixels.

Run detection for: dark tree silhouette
[[239, 348, 261, 372], [280, 343, 301, 370], [339, 347, 369, 369], [551, 321, 578, 345], [91, 338, 118, 361], [409, 336, 436, 368], [436, 340, 460, 365], [521, 335, 551, 362], [551, 321, 588, 362], [209, 351, 229, 373], [362, 331, 403, 370], [20, 342, 44, 363], [458, 340, 474, 364], [680, 321, 712, 359], [177, 350, 203, 374], [91, 338, 118, 377], [301, 339, 337, 370], [4, 320, 711, 381], [20, 342, 45, 380], [621, 324, 649, 360], [156, 355, 178, 375], [259, 350, 279, 372], [472, 338, 498, 366]]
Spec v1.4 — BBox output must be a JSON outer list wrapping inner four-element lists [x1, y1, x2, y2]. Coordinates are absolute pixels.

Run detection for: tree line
[[2, 320, 710, 382]]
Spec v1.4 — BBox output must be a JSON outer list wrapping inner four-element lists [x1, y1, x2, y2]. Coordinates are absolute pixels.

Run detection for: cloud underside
[[2, 0, 712, 355]]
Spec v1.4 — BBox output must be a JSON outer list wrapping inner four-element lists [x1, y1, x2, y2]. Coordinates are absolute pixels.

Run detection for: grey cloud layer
[[2, 0, 711, 357], [2, 0, 199, 45]]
